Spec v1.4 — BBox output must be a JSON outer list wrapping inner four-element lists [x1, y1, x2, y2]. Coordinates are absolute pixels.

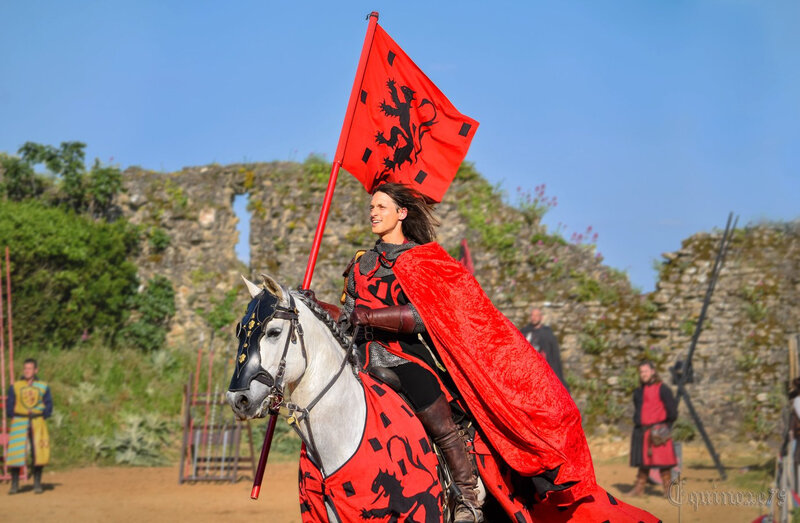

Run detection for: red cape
[[394, 243, 593, 495], [394, 243, 649, 509]]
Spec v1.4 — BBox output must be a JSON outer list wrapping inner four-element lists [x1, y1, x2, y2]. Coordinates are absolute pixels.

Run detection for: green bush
[[679, 317, 697, 337], [87, 159, 124, 217], [196, 288, 238, 333], [117, 275, 176, 351], [148, 226, 171, 252], [579, 321, 609, 355], [0, 200, 140, 348], [455, 165, 520, 256], [569, 270, 620, 305], [102, 413, 174, 466], [304, 153, 331, 185]]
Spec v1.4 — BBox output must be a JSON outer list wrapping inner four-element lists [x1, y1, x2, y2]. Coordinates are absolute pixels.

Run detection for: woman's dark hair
[[373, 183, 439, 244]]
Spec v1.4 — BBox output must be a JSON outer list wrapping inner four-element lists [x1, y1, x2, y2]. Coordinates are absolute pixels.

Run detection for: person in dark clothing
[[786, 378, 800, 489], [519, 308, 568, 391], [630, 361, 677, 497]]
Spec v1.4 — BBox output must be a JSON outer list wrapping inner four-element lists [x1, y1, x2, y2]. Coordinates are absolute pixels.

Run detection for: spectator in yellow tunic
[[6, 358, 52, 495]]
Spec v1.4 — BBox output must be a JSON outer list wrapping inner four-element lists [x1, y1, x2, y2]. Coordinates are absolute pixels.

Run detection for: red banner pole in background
[[5, 247, 13, 384], [0, 252, 7, 480], [251, 11, 380, 500]]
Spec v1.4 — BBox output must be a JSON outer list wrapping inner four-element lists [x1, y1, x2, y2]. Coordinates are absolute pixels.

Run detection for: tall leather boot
[[660, 468, 673, 497], [416, 395, 483, 523], [33, 466, 43, 494], [631, 467, 648, 496], [8, 468, 19, 495]]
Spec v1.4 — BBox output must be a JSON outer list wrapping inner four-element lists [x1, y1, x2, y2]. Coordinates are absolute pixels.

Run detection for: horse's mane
[[291, 290, 361, 369]]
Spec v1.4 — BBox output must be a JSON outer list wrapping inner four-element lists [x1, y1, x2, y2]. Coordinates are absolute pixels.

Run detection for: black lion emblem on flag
[[373, 79, 438, 185]]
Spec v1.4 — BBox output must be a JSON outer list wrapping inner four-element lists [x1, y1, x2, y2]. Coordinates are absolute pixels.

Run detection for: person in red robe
[[312, 183, 658, 522], [630, 360, 678, 496]]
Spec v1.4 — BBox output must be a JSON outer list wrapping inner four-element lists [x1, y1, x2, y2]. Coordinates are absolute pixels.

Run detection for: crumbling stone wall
[[546, 224, 800, 445], [119, 162, 799, 444]]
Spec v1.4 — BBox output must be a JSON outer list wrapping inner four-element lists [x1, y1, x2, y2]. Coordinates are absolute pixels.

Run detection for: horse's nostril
[[236, 394, 249, 408]]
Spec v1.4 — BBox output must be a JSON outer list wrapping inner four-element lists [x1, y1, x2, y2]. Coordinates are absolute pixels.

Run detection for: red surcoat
[[640, 383, 677, 468]]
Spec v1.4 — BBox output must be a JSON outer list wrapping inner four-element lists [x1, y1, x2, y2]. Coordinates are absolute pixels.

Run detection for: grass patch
[[29, 343, 196, 468], [25, 341, 303, 469]]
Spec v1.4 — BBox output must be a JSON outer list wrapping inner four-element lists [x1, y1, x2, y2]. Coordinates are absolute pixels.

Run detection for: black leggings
[[391, 362, 444, 411]]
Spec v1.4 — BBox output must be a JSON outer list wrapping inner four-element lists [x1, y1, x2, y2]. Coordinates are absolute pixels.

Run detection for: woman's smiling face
[[370, 190, 407, 238]]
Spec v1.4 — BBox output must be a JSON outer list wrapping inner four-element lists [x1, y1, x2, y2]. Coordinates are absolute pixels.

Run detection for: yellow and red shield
[[20, 386, 40, 410]]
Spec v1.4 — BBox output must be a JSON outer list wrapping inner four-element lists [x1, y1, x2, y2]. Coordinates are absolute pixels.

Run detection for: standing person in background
[[630, 360, 677, 497], [6, 358, 52, 495], [786, 377, 800, 489], [520, 307, 569, 391]]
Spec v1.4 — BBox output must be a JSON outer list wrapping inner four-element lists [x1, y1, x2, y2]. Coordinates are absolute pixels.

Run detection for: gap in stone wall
[[232, 193, 252, 267]]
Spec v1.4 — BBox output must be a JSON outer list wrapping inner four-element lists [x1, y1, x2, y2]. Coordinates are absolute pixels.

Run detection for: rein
[[258, 292, 359, 473]]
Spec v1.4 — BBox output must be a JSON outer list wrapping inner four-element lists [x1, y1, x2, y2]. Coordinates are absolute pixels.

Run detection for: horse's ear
[[260, 273, 286, 302], [241, 275, 262, 299]]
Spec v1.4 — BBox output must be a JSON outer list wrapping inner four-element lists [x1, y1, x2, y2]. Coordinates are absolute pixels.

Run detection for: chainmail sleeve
[[407, 303, 426, 334], [340, 260, 358, 322]]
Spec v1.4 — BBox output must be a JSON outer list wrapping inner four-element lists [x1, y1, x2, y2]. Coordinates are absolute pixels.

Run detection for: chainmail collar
[[359, 239, 419, 275]]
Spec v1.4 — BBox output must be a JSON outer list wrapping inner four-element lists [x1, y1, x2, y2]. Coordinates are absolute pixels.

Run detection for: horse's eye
[[266, 327, 282, 338], [235, 322, 242, 338]]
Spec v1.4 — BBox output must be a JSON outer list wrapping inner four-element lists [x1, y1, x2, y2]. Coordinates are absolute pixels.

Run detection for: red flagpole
[[4, 247, 12, 384], [0, 252, 7, 481], [301, 11, 380, 290], [251, 11, 380, 500]]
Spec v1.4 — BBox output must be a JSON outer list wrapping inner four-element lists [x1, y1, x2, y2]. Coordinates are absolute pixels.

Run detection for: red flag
[[338, 24, 479, 203]]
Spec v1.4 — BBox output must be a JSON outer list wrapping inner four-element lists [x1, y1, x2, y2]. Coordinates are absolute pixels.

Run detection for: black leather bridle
[[228, 289, 357, 429], [229, 290, 305, 416]]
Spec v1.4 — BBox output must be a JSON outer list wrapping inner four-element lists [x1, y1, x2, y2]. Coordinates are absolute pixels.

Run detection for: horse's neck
[[288, 305, 366, 475]]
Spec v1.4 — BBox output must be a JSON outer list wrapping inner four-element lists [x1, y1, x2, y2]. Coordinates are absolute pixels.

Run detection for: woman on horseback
[[338, 183, 482, 522], [308, 182, 658, 523]]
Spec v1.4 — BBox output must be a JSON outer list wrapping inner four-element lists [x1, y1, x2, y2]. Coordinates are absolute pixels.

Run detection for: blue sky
[[1, 1, 797, 291]]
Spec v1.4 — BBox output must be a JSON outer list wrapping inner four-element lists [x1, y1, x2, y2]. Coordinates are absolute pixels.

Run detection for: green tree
[[17, 142, 63, 172], [0, 153, 44, 201], [55, 141, 88, 210], [15, 141, 121, 213], [88, 159, 123, 217], [0, 200, 140, 348]]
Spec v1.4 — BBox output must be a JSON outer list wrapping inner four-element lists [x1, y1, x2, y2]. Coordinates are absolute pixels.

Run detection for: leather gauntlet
[[349, 305, 416, 334]]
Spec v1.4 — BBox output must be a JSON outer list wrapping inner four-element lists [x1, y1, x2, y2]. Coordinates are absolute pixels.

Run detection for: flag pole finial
[[366, 11, 379, 21]]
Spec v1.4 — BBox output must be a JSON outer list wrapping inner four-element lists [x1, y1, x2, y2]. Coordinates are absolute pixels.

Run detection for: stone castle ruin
[[119, 161, 800, 445]]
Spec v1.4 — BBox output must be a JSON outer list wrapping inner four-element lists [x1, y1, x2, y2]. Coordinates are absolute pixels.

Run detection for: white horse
[[229, 275, 473, 521], [226, 275, 658, 523], [227, 275, 367, 478]]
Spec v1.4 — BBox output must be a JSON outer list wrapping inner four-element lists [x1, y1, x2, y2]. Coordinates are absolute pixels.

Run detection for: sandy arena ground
[[3, 442, 778, 522]]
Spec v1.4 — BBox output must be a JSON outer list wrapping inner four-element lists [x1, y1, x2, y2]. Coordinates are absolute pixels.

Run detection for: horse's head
[[226, 274, 307, 420]]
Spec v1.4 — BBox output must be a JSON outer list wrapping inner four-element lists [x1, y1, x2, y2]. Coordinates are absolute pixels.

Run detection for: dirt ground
[[3, 441, 779, 523]]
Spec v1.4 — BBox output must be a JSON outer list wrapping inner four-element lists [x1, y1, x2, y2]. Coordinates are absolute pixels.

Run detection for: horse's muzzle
[[227, 390, 264, 420]]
